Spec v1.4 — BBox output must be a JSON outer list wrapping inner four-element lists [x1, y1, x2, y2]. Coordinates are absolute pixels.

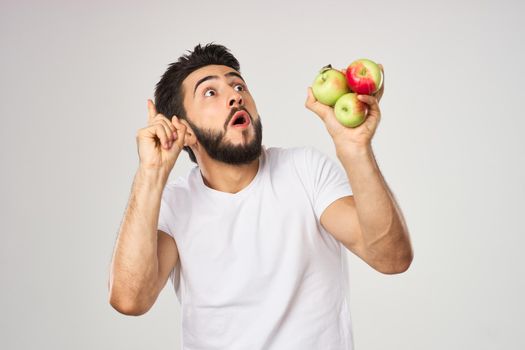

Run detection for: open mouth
[[229, 110, 251, 128]]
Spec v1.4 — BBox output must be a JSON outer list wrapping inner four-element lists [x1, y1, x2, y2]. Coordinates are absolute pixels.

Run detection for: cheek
[[242, 94, 255, 107], [247, 98, 258, 116], [200, 105, 229, 129], [189, 101, 217, 119]]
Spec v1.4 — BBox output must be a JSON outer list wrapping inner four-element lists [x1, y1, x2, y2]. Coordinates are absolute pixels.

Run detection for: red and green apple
[[345, 59, 383, 95], [333, 93, 368, 128], [312, 64, 350, 106]]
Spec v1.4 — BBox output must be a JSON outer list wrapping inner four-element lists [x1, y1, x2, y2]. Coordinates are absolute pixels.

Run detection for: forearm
[[109, 166, 168, 310], [336, 144, 412, 270]]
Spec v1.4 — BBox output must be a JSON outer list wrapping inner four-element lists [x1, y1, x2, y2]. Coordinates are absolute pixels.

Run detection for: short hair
[[154, 43, 241, 164]]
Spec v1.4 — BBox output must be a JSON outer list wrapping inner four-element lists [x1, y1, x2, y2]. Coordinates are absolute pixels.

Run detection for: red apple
[[345, 59, 383, 95]]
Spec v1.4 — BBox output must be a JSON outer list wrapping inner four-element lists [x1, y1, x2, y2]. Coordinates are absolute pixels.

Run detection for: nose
[[228, 90, 243, 108]]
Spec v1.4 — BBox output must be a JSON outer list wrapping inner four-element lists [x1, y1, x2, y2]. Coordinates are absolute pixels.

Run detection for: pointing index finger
[[147, 99, 157, 121]]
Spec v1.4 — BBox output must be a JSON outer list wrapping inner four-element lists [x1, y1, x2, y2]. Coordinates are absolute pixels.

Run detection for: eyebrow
[[193, 72, 246, 96]]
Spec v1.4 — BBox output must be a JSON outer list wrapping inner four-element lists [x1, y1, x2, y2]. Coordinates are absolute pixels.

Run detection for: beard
[[186, 109, 263, 166]]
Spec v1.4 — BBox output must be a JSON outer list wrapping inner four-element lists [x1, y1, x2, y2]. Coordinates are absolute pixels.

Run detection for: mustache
[[226, 106, 252, 128]]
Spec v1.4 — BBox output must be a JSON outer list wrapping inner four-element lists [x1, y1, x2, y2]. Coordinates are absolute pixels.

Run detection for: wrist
[[136, 165, 169, 191], [335, 141, 373, 160]]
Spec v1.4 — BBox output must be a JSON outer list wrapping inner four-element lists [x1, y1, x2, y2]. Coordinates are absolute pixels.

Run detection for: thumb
[[305, 87, 329, 121], [170, 116, 188, 150]]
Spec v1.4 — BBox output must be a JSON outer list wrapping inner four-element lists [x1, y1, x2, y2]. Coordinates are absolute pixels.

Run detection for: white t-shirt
[[158, 145, 354, 350]]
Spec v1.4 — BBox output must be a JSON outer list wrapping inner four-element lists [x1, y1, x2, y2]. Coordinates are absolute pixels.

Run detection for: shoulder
[[161, 167, 197, 201], [263, 145, 336, 174], [264, 144, 322, 164], [274, 145, 335, 171], [263, 145, 336, 184]]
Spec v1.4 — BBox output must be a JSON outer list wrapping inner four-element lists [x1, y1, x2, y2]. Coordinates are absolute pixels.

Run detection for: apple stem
[[320, 64, 333, 73]]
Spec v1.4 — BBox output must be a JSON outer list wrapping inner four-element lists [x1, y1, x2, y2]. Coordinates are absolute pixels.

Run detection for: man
[[108, 43, 413, 349]]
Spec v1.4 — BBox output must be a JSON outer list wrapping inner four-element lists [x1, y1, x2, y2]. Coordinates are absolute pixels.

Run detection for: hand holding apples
[[306, 59, 385, 149]]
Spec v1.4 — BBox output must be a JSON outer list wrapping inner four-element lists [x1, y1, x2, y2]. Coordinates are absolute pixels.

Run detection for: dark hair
[[154, 43, 241, 164]]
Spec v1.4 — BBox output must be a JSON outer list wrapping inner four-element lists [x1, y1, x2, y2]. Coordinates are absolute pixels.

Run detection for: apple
[[345, 59, 383, 95], [312, 64, 350, 106], [333, 93, 368, 128]]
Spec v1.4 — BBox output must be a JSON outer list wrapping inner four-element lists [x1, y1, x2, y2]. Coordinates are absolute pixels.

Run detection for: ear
[[178, 119, 197, 147]]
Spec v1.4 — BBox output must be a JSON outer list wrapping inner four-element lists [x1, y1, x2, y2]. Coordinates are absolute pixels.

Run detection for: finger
[[155, 119, 176, 144], [305, 87, 325, 119], [147, 99, 158, 122], [171, 116, 188, 146], [154, 115, 176, 135], [152, 123, 170, 149], [378, 64, 385, 88], [375, 85, 384, 102], [357, 94, 380, 114], [305, 86, 316, 106], [171, 115, 187, 132], [373, 64, 385, 100]]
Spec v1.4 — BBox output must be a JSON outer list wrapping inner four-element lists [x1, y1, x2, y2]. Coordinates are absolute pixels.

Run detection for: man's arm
[[305, 65, 413, 274], [320, 145, 413, 274], [108, 99, 187, 315], [108, 168, 178, 315]]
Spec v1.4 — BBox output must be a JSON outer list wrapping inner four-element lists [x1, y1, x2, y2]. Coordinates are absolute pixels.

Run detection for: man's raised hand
[[305, 64, 385, 150], [136, 99, 187, 172]]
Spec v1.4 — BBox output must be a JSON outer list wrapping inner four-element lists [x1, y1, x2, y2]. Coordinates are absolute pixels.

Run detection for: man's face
[[181, 64, 263, 165]]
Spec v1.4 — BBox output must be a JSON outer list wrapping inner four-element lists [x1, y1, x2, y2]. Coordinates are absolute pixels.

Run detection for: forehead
[[182, 64, 240, 92]]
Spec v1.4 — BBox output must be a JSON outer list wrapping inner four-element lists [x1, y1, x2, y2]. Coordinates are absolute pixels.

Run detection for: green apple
[[334, 93, 368, 128], [311, 64, 350, 106]]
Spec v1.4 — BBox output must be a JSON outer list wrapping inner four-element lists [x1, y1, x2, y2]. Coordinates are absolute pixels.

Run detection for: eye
[[204, 88, 215, 97], [234, 83, 246, 92]]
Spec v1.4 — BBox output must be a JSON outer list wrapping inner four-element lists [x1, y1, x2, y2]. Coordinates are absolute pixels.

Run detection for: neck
[[198, 155, 261, 194]]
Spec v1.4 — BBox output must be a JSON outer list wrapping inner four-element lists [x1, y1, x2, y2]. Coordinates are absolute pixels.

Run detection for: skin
[[108, 99, 187, 315], [108, 62, 412, 317], [306, 64, 414, 274], [179, 64, 263, 194], [108, 65, 264, 315]]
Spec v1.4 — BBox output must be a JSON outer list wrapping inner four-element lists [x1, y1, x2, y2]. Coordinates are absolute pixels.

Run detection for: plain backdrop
[[1, 0, 524, 349]]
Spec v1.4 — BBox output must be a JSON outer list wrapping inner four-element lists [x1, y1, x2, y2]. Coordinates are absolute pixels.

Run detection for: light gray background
[[1, 0, 523, 349]]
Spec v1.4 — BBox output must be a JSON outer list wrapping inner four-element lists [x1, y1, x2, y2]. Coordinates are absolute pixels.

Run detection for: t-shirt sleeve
[[303, 146, 353, 221]]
